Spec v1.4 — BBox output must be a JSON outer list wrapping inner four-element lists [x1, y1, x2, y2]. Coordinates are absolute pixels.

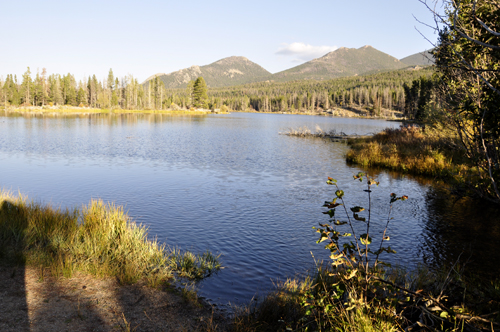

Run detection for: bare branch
[[415, 25, 438, 48], [413, 13, 439, 31]]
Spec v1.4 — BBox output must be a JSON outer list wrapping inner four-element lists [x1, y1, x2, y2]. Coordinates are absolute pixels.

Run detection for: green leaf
[[334, 220, 347, 225], [353, 172, 364, 182], [440, 311, 449, 318], [318, 234, 329, 243], [335, 190, 344, 198], [330, 252, 344, 260], [322, 209, 335, 218], [350, 206, 364, 213], [325, 242, 337, 250], [326, 203, 341, 208], [326, 177, 337, 185], [353, 213, 366, 222], [360, 234, 372, 245]]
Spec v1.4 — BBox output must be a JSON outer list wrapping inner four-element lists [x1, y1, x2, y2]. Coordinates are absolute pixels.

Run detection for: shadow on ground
[[0, 265, 227, 331]]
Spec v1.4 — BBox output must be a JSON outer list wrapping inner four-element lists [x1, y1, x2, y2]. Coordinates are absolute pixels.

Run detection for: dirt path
[[0, 266, 228, 332]]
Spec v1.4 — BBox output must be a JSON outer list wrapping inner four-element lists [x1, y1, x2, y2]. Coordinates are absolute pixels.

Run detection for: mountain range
[[145, 46, 434, 88]]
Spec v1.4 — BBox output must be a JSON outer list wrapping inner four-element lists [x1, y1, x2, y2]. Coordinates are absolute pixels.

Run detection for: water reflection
[[420, 186, 500, 278]]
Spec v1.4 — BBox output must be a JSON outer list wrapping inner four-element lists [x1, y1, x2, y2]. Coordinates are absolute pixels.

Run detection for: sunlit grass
[[232, 264, 500, 331], [0, 191, 220, 284], [232, 268, 401, 332], [346, 124, 471, 180]]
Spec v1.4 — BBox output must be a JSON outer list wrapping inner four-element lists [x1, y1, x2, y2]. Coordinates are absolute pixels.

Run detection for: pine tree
[[20, 67, 32, 105], [192, 77, 208, 108]]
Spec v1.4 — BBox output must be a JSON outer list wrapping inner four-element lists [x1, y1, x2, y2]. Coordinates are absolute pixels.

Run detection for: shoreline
[[0, 191, 226, 331], [1, 105, 404, 120]]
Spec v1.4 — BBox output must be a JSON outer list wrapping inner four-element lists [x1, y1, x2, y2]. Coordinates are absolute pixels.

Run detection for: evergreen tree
[[192, 77, 208, 108], [107, 69, 114, 91], [20, 67, 32, 105], [430, 0, 500, 202]]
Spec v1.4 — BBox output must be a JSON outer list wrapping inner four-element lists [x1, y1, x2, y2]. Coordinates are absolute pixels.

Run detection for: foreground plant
[[309, 175, 500, 331], [233, 175, 499, 331], [0, 191, 220, 284]]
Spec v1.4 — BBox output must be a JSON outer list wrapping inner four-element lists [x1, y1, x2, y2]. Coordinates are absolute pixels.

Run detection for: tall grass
[[232, 264, 500, 331], [232, 268, 401, 332], [346, 124, 470, 180], [0, 192, 220, 284]]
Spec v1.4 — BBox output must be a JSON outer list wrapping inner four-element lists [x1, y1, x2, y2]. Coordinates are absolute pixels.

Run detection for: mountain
[[400, 50, 434, 66], [144, 47, 435, 89], [145, 56, 271, 88], [270, 46, 408, 82]]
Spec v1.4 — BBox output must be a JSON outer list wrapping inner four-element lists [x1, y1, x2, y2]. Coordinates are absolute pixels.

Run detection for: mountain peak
[[272, 45, 407, 82], [213, 56, 250, 65], [143, 46, 432, 88], [148, 56, 271, 88]]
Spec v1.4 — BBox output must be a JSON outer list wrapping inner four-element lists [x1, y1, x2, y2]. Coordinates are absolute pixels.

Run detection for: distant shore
[[1, 105, 404, 120], [0, 105, 228, 115]]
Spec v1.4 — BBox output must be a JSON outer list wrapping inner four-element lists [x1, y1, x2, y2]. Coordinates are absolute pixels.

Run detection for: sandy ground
[[0, 265, 228, 332]]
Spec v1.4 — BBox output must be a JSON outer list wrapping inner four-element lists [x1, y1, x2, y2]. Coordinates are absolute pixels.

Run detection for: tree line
[[0, 68, 168, 110], [1, 66, 435, 119]]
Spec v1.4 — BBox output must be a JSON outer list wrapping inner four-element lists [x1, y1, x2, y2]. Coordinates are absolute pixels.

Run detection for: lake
[[1, 111, 499, 309]]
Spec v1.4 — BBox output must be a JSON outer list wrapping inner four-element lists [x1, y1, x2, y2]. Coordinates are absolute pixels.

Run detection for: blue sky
[[0, 0, 439, 82]]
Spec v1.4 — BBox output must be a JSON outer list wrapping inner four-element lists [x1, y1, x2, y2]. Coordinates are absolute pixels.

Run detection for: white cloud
[[276, 42, 338, 62]]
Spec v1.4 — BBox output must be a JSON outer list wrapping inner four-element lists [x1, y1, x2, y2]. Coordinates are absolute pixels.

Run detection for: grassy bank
[[0, 191, 220, 284], [232, 264, 500, 332], [345, 124, 471, 181]]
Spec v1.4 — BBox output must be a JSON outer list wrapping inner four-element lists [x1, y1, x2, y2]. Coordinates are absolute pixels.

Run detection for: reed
[[0, 191, 220, 284]]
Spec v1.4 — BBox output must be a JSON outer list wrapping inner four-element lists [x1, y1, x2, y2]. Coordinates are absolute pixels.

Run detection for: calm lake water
[[1, 111, 499, 308]]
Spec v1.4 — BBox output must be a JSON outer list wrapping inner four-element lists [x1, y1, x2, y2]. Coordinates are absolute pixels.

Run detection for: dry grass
[[231, 270, 401, 332], [346, 124, 470, 180], [231, 264, 500, 332], [0, 191, 220, 284], [280, 125, 347, 138]]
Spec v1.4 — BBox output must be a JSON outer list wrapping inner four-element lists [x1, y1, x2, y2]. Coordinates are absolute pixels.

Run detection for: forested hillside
[[170, 67, 436, 117]]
